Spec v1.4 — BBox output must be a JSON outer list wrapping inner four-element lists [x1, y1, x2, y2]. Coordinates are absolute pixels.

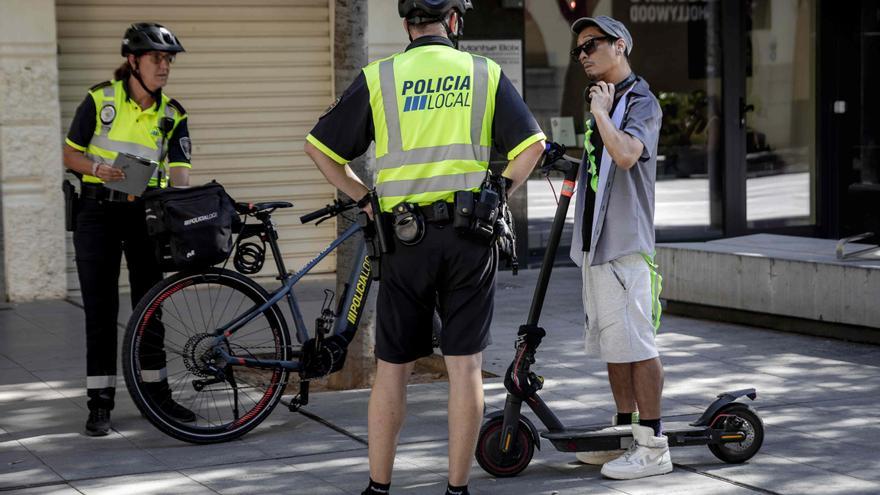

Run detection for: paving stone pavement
[[1, 267, 878, 494]]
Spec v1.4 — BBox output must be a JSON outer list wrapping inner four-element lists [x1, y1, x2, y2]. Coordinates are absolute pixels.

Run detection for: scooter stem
[[526, 155, 581, 326]]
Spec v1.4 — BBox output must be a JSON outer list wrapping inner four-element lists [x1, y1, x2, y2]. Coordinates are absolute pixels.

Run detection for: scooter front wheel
[[708, 403, 764, 463], [475, 416, 535, 477]]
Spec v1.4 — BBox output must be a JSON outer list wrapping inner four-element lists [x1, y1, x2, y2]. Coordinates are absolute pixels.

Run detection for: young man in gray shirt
[[568, 15, 669, 480]]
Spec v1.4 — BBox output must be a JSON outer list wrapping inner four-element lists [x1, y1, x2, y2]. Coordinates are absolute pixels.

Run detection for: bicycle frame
[[209, 217, 374, 373]]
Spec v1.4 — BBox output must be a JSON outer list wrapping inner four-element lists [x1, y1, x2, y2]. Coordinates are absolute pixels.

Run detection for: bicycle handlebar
[[300, 199, 357, 224]]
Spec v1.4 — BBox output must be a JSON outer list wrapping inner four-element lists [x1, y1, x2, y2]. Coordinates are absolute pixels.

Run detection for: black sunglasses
[[570, 36, 616, 61]]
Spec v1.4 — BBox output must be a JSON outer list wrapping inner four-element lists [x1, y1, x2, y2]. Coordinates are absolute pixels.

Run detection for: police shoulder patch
[[179, 136, 192, 161], [89, 80, 113, 92], [320, 97, 341, 118], [167, 98, 187, 116]]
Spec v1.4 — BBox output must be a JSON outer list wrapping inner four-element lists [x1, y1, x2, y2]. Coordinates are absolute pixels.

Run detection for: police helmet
[[121, 23, 185, 57], [398, 0, 473, 20]]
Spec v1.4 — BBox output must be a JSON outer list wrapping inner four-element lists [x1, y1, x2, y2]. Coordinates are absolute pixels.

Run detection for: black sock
[[362, 478, 390, 495], [640, 418, 663, 437], [616, 412, 634, 425], [446, 484, 469, 495]]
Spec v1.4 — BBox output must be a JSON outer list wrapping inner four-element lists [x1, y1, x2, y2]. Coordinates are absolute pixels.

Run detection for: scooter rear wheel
[[475, 416, 535, 477], [708, 403, 764, 463]]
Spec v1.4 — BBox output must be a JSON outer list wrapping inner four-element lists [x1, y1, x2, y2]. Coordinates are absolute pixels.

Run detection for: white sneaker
[[600, 423, 672, 480], [575, 415, 632, 465]]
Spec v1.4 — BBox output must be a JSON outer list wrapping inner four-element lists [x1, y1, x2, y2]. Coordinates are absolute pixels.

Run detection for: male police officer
[[568, 16, 669, 479], [304, 2, 544, 493]]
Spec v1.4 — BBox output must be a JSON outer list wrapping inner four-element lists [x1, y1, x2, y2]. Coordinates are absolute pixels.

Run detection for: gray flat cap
[[571, 15, 633, 56]]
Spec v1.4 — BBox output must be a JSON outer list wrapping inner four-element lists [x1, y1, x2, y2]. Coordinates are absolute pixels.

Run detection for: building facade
[[0, 0, 338, 301], [1, 0, 877, 301]]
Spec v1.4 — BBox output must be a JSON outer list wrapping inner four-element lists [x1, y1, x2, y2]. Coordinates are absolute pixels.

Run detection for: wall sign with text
[[460, 39, 524, 96]]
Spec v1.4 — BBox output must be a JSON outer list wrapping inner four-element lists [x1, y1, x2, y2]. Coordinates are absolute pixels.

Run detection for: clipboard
[[103, 153, 159, 196]]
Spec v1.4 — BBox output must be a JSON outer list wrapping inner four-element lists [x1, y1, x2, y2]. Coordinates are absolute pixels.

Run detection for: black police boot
[[146, 383, 196, 423], [84, 408, 111, 436]]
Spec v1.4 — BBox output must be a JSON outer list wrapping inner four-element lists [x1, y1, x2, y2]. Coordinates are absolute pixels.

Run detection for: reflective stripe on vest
[[99, 85, 115, 137], [368, 48, 498, 211], [83, 80, 180, 187]]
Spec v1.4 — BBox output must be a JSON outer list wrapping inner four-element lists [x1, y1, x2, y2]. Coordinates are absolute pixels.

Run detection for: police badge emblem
[[180, 136, 192, 160], [320, 97, 341, 118], [100, 105, 116, 125]]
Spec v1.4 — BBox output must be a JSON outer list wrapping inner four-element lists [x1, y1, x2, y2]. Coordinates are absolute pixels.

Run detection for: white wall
[[367, 1, 409, 62]]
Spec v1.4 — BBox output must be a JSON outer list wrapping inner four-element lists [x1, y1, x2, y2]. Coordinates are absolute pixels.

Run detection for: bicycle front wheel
[[123, 268, 292, 443]]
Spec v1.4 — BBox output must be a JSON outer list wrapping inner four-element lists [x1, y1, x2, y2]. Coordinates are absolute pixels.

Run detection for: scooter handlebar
[[541, 141, 580, 174]]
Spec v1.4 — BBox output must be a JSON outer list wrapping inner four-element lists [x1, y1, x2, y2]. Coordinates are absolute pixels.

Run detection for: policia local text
[[402, 75, 472, 112]]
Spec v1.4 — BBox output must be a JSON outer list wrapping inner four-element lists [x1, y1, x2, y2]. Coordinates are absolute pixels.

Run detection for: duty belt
[[417, 201, 453, 224], [80, 183, 158, 203], [381, 202, 453, 225]]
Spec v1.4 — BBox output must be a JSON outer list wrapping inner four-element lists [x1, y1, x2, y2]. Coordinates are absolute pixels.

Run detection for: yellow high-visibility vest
[[65, 79, 189, 188], [364, 45, 501, 212]]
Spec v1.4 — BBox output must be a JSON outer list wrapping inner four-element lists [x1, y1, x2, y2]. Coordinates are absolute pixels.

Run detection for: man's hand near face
[[589, 81, 615, 116]]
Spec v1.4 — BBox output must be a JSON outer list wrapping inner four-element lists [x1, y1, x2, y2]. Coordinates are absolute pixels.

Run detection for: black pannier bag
[[143, 181, 241, 271]]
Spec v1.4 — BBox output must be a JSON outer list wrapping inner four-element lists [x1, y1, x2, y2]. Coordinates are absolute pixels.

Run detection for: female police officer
[[62, 23, 195, 436]]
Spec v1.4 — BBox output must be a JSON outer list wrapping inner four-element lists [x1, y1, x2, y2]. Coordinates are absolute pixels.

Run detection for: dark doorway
[[821, 0, 880, 241], [841, 1, 880, 239]]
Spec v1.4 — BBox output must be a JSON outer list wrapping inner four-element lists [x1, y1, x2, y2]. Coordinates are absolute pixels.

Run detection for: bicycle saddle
[[235, 201, 293, 214]]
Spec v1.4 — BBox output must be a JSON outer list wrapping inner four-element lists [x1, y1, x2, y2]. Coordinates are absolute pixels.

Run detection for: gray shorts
[[581, 253, 659, 363]]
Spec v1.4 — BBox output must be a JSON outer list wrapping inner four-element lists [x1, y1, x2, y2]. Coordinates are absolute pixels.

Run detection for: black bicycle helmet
[[121, 23, 185, 57], [398, 0, 473, 20]]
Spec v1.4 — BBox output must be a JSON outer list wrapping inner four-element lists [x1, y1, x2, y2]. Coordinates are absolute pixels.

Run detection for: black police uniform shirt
[[309, 36, 544, 164], [66, 79, 192, 168]]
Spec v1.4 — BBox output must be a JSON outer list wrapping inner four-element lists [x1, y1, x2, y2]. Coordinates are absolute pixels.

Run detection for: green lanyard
[[640, 252, 663, 333], [584, 119, 599, 193]]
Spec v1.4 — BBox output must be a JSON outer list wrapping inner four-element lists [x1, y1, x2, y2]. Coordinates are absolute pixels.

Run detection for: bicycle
[[122, 196, 377, 443]]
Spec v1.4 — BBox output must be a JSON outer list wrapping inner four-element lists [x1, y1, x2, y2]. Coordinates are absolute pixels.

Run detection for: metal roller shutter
[[56, 0, 337, 295]]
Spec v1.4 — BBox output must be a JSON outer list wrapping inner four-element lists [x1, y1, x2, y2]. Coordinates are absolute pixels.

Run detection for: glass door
[[743, 0, 817, 228]]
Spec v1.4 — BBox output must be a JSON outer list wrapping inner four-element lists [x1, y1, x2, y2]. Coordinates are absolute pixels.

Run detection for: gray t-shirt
[[570, 77, 663, 266]]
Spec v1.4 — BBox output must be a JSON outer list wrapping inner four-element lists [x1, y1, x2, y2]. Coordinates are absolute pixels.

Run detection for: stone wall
[[657, 235, 880, 329], [0, 1, 67, 302]]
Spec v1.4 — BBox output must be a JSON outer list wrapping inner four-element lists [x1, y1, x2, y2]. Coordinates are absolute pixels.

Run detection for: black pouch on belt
[[62, 180, 79, 232], [359, 211, 383, 280], [472, 186, 499, 239], [391, 202, 425, 245], [368, 190, 392, 255], [453, 191, 475, 232]]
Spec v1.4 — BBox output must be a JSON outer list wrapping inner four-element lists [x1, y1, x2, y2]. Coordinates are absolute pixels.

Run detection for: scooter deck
[[541, 421, 714, 452]]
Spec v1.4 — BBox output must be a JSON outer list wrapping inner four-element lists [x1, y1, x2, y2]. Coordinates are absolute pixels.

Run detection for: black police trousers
[[73, 197, 164, 411]]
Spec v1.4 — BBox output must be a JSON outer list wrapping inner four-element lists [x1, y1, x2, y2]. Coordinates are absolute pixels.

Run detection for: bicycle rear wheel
[[123, 268, 292, 443]]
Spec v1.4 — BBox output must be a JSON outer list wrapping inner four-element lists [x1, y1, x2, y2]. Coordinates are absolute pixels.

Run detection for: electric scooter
[[475, 142, 765, 477]]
